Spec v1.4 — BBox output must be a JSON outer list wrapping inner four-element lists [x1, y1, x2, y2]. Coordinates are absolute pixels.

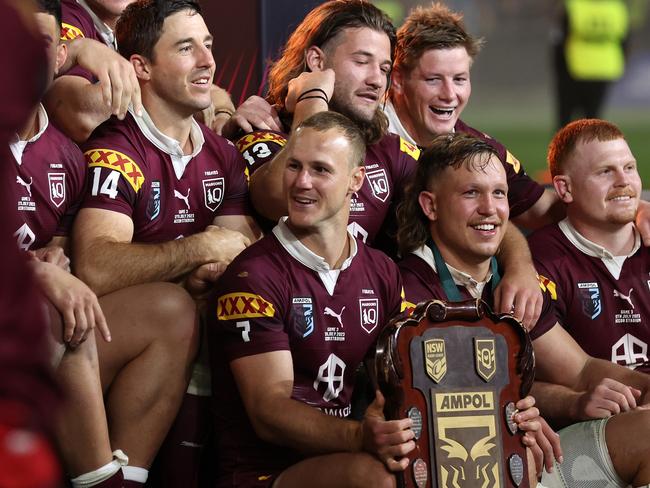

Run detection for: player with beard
[[397, 132, 650, 487], [229, 0, 543, 329], [530, 120, 650, 371]]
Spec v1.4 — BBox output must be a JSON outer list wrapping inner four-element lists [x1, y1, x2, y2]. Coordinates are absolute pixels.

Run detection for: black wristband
[[296, 87, 329, 104]]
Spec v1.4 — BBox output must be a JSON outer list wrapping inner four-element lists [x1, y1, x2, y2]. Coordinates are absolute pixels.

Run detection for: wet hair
[[116, 0, 202, 61], [267, 0, 396, 116], [548, 118, 626, 177], [393, 2, 483, 75], [292, 111, 366, 168], [396, 132, 499, 255], [36, 0, 61, 27]]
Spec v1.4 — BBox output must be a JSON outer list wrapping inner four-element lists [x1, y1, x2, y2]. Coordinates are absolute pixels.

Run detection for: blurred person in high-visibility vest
[[552, 0, 629, 128]]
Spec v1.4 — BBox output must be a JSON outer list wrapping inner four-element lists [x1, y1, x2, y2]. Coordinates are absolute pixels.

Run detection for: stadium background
[[205, 0, 650, 186]]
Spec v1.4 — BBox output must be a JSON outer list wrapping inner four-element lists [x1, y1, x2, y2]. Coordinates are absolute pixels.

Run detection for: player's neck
[[18, 107, 39, 141], [288, 221, 350, 269], [568, 216, 636, 256], [393, 94, 427, 147], [434, 238, 491, 283], [142, 94, 194, 154]]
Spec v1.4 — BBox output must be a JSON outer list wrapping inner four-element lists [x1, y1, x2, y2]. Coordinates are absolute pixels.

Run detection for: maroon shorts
[[216, 469, 281, 488]]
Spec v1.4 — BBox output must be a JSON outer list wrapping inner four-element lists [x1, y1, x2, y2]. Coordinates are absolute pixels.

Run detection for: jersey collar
[[273, 218, 358, 295], [75, 0, 116, 49], [411, 244, 490, 299], [131, 106, 205, 180], [558, 218, 640, 279], [10, 104, 49, 165]]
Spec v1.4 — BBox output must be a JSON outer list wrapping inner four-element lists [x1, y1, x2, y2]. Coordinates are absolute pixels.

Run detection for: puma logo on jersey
[[16, 176, 33, 197], [614, 288, 635, 309], [174, 188, 191, 209], [324, 306, 345, 327]]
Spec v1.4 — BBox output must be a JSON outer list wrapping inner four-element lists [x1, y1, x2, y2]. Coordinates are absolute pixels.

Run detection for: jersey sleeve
[[80, 146, 145, 217], [528, 273, 561, 340], [235, 130, 287, 175], [213, 257, 290, 361], [216, 140, 253, 217]]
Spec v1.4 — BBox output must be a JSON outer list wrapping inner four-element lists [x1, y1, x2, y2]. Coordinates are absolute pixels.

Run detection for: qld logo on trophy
[[474, 338, 496, 382], [424, 338, 447, 383]]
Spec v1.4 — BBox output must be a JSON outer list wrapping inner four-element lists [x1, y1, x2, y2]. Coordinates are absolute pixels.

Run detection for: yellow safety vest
[[565, 0, 628, 80]]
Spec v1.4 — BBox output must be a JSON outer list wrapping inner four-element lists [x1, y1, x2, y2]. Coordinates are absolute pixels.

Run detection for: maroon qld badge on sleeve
[[371, 299, 535, 488]]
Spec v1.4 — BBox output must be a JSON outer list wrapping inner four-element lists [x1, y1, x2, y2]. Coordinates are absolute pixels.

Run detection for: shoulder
[[60, 0, 97, 41], [528, 224, 570, 260]]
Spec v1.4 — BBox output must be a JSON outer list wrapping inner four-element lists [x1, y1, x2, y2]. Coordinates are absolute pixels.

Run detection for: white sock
[[122, 466, 149, 483], [70, 450, 129, 488]]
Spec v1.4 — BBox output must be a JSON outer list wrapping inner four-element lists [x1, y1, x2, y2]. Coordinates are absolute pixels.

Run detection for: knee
[[352, 455, 396, 488], [146, 283, 198, 346]]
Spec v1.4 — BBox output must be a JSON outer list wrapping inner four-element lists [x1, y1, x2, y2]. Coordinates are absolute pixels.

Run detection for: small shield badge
[[424, 339, 447, 383], [48, 173, 66, 208], [203, 177, 224, 211], [474, 338, 496, 382]]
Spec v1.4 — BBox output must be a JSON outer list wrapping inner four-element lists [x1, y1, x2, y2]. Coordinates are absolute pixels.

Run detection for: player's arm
[[635, 199, 650, 246], [493, 225, 543, 330], [533, 324, 650, 424], [231, 350, 414, 470], [72, 207, 250, 296], [512, 188, 566, 230], [44, 39, 141, 143], [249, 69, 334, 221]]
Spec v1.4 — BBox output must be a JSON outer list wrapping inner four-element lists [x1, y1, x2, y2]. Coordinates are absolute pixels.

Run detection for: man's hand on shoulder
[[220, 95, 282, 139], [30, 261, 111, 347], [185, 261, 227, 299], [191, 224, 251, 265], [636, 199, 650, 246], [65, 38, 142, 120], [494, 263, 543, 330], [361, 390, 415, 472]]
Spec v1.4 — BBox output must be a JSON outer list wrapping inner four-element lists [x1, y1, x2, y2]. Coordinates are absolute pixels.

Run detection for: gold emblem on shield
[[424, 339, 447, 383], [474, 338, 496, 382]]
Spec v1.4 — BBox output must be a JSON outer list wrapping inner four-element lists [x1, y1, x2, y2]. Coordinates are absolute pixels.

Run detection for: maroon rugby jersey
[[208, 220, 405, 480], [60, 0, 110, 82], [236, 130, 419, 245], [81, 111, 251, 243], [9, 106, 86, 250], [398, 249, 556, 341], [529, 223, 650, 372], [454, 120, 544, 219]]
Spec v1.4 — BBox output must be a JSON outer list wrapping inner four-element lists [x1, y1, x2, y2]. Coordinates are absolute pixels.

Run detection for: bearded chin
[[329, 96, 387, 145]]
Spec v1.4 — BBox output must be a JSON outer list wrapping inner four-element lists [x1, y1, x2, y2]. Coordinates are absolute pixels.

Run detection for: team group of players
[[3, 0, 650, 487]]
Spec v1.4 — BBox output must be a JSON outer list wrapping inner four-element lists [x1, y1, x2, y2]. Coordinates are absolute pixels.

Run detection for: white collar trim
[[130, 106, 205, 180], [411, 245, 490, 298], [384, 100, 417, 146], [75, 0, 116, 48], [272, 217, 357, 295], [10, 104, 49, 165], [558, 218, 640, 280]]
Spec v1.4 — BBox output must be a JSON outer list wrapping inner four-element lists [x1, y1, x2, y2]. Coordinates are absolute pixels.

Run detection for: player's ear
[[131, 54, 151, 80], [391, 68, 404, 94], [553, 175, 573, 203], [54, 42, 67, 75], [349, 165, 365, 193], [418, 190, 437, 221], [305, 45, 325, 72]]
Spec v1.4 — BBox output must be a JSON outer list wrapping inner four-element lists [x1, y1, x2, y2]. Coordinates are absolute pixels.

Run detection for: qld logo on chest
[[578, 282, 602, 319], [203, 177, 224, 211]]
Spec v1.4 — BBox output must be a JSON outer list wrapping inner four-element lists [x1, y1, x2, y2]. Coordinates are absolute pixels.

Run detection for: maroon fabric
[[9, 120, 86, 250], [398, 252, 556, 340], [530, 224, 650, 372], [0, 0, 61, 436], [60, 0, 106, 82], [454, 120, 545, 218], [81, 114, 251, 242], [236, 130, 418, 245], [207, 231, 403, 479]]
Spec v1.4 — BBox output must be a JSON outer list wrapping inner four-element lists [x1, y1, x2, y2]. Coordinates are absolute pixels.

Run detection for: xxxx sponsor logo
[[60, 23, 84, 41], [399, 137, 421, 160], [217, 292, 275, 320], [236, 131, 287, 152], [85, 149, 144, 192]]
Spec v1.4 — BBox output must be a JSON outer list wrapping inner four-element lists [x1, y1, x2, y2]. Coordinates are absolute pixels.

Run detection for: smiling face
[[421, 154, 508, 276], [557, 138, 641, 231], [283, 127, 365, 236], [392, 47, 471, 146], [145, 9, 214, 117], [34, 11, 66, 88], [324, 27, 392, 126]]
